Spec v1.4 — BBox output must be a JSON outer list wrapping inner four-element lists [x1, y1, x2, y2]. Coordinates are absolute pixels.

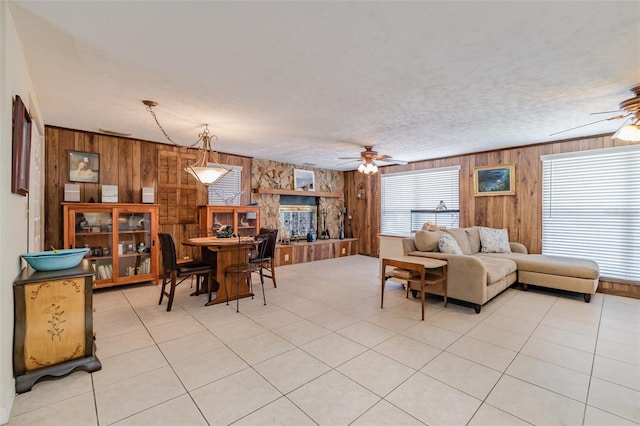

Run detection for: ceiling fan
[[338, 146, 408, 174], [550, 85, 640, 141]]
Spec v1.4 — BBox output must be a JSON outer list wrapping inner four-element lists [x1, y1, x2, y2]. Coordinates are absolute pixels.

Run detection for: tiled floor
[[8, 255, 640, 425]]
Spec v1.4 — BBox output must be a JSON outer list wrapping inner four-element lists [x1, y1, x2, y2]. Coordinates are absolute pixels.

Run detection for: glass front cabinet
[[198, 205, 261, 237], [63, 203, 159, 288]]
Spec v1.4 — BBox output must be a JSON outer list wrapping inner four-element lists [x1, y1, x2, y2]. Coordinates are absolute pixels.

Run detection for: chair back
[[259, 227, 278, 258], [158, 233, 178, 272]]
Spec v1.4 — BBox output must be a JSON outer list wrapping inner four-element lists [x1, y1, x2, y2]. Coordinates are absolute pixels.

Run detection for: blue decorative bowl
[[21, 248, 90, 271]]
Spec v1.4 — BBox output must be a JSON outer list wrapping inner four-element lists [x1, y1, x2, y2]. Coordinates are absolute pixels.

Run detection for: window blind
[[541, 146, 640, 282], [207, 165, 243, 205], [381, 166, 460, 236]]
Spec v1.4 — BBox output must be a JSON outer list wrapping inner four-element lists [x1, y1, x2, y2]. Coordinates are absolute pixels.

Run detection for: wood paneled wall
[[345, 134, 638, 295], [44, 126, 251, 260]]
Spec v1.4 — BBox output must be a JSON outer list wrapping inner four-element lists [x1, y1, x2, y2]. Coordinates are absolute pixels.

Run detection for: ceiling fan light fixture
[[612, 122, 640, 142]]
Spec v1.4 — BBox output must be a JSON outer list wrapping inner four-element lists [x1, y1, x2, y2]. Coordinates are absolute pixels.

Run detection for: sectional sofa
[[400, 225, 600, 313]]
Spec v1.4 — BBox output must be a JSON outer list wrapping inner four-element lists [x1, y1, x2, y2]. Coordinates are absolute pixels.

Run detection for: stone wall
[[251, 159, 345, 239]]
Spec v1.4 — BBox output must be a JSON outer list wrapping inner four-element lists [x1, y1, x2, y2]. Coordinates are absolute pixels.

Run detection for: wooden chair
[[255, 227, 279, 288], [224, 234, 269, 312], [158, 233, 214, 312]]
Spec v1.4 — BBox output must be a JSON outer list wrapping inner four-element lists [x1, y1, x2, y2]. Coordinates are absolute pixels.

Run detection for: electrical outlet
[[341, 248, 346, 255], [284, 254, 290, 261]]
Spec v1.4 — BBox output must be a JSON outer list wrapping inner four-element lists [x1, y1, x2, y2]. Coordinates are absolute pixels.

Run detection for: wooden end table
[[380, 256, 447, 320]]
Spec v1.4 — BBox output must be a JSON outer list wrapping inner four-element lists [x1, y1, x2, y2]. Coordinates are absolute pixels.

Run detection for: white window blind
[[381, 166, 460, 236], [207, 165, 243, 205], [541, 146, 640, 282]]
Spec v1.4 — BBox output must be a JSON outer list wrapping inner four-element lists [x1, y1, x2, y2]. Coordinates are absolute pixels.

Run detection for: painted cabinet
[[13, 262, 101, 393]]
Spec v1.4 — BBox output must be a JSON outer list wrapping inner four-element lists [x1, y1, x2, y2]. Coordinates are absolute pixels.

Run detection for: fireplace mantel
[[253, 188, 342, 198]]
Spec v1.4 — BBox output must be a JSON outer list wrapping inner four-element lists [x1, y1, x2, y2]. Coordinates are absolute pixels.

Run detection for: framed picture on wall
[[474, 164, 515, 196], [69, 151, 100, 183], [11, 95, 32, 196], [294, 169, 315, 191]]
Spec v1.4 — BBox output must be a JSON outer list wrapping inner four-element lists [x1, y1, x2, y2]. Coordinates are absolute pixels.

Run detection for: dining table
[[182, 236, 257, 306]]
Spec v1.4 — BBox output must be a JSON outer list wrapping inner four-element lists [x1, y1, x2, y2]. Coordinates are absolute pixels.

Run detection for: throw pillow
[[479, 227, 512, 253], [465, 227, 482, 253], [446, 228, 472, 255], [438, 233, 464, 255], [415, 230, 443, 252]]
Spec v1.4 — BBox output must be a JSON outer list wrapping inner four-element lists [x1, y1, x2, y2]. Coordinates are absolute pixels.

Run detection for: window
[[541, 146, 640, 282], [208, 165, 243, 205], [381, 166, 460, 236]]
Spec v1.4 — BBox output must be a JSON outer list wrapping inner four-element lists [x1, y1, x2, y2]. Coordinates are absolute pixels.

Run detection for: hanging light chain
[[144, 101, 204, 148]]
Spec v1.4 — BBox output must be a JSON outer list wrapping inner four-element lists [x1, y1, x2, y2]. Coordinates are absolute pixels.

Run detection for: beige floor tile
[[93, 289, 130, 312], [373, 335, 441, 370], [588, 377, 640, 423], [401, 322, 462, 349], [112, 394, 208, 426], [147, 315, 206, 343], [466, 323, 529, 351], [301, 333, 367, 367], [288, 370, 379, 425], [506, 354, 590, 402], [338, 320, 397, 348], [232, 396, 316, 426], [93, 345, 168, 389], [334, 300, 387, 319], [95, 366, 186, 425], [94, 315, 147, 340], [447, 336, 517, 372], [421, 352, 502, 399], [95, 328, 156, 360], [386, 372, 481, 425], [191, 368, 281, 425], [540, 314, 599, 336], [272, 319, 332, 346], [284, 299, 332, 318], [308, 308, 359, 331], [245, 306, 301, 329], [426, 309, 484, 334], [596, 338, 640, 366], [230, 331, 295, 365], [171, 345, 248, 391], [254, 348, 330, 394], [10, 371, 93, 417], [8, 391, 97, 426], [208, 316, 268, 345], [492, 302, 548, 323], [584, 405, 639, 426], [94, 305, 139, 328], [137, 305, 192, 328], [351, 400, 424, 425], [592, 355, 640, 391], [158, 330, 224, 364], [520, 336, 593, 374], [486, 375, 584, 425], [599, 326, 640, 349], [600, 314, 640, 334], [480, 312, 540, 335], [531, 323, 597, 353], [337, 350, 414, 397], [366, 309, 423, 333], [467, 403, 531, 426]]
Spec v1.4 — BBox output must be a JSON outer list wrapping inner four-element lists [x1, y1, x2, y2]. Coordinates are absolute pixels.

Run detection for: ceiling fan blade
[[336, 159, 362, 166], [337, 156, 362, 160], [590, 110, 623, 115], [549, 114, 627, 136]]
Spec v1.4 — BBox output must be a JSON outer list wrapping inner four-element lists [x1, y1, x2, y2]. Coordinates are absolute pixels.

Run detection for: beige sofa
[[401, 226, 599, 313]]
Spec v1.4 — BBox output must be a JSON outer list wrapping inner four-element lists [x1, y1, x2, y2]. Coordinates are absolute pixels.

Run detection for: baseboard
[[0, 379, 15, 425]]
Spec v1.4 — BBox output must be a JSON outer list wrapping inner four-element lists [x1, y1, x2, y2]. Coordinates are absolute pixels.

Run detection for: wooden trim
[[253, 188, 342, 198]]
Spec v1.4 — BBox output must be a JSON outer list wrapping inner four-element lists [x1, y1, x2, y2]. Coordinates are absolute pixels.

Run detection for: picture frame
[[474, 164, 515, 196], [294, 168, 315, 191], [11, 95, 32, 196], [69, 150, 100, 183]]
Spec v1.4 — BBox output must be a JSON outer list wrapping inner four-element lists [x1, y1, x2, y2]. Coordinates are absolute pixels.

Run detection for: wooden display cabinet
[[63, 203, 159, 288], [197, 205, 261, 237], [13, 262, 101, 393]]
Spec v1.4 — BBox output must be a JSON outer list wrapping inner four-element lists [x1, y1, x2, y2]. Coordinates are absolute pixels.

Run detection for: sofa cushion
[[446, 228, 472, 254], [479, 227, 511, 253], [473, 255, 518, 284], [481, 253, 599, 280], [415, 230, 443, 252], [466, 227, 482, 253], [438, 233, 464, 254]]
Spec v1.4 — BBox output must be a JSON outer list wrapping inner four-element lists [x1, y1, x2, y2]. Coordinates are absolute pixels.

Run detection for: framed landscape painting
[[294, 169, 315, 191], [474, 164, 515, 196]]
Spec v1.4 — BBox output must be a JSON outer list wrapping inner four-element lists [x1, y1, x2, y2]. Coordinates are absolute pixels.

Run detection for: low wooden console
[[275, 238, 358, 266]]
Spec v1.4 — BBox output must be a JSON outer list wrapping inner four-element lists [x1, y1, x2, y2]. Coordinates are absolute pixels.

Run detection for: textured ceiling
[[9, 1, 640, 171]]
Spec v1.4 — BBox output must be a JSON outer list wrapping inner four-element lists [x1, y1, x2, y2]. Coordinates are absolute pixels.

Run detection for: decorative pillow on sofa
[[479, 227, 511, 253], [415, 230, 443, 252], [438, 233, 464, 255], [446, 228, 472, 255]]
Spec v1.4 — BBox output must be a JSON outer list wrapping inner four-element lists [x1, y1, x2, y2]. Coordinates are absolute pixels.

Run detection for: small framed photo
[[11, 95, 32, 196], [294, 169, 315, 191], [69, 150, 100, 183], [474, 164, 515, 196]]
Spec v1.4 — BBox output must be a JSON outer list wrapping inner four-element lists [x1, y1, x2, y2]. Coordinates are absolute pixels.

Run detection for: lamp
[[612, 114, 640, 142], [143, 100, 230, 186], [358, 160, 378, 174]]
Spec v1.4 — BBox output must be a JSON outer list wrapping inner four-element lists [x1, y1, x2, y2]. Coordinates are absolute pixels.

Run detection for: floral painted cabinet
[[13, 262, 101, 393]]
